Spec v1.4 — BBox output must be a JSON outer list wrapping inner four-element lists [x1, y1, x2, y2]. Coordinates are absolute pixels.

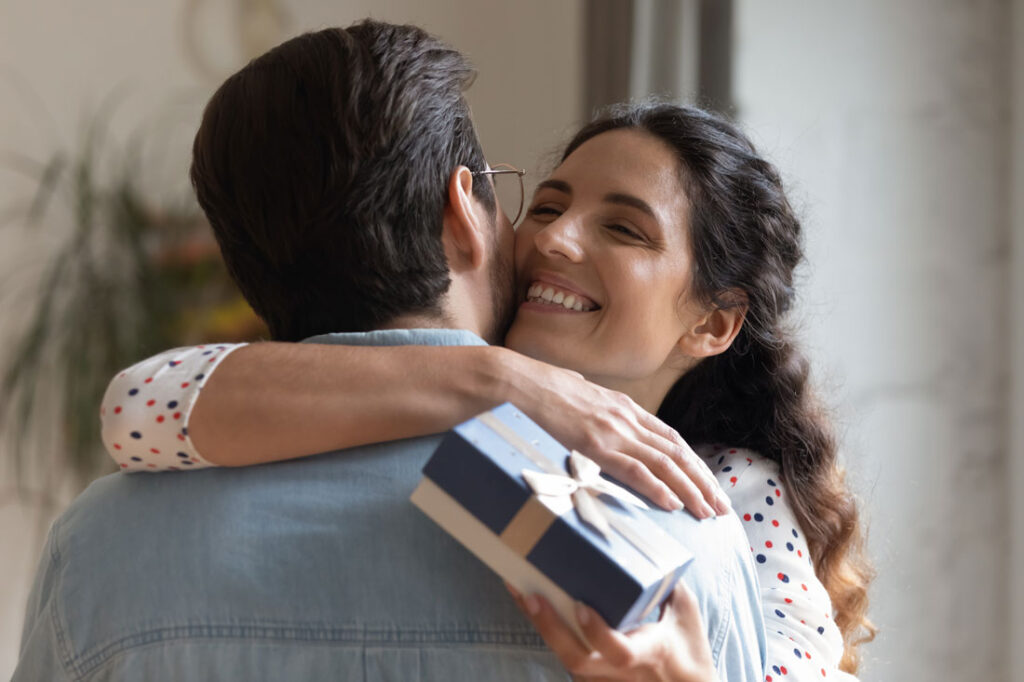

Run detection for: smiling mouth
[[524, 282, 600, 312]]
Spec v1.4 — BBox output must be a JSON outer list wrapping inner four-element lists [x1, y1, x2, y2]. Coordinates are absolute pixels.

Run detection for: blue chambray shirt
[[16, 329, 766, 681]]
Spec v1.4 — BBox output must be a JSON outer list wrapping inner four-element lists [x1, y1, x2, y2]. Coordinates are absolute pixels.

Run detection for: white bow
[[521, 450, 650, 537]]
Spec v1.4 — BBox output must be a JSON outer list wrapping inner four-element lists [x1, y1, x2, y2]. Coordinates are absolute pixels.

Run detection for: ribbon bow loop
[[521, 450, 649, 537]]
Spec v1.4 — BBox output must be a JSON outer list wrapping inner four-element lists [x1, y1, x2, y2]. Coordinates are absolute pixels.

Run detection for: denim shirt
[[16, 329, 766, 681]]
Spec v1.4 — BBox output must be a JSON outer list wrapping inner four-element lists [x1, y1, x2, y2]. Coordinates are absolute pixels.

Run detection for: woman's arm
[[101, 342, 730, 516], [705, 447, 857, 681]]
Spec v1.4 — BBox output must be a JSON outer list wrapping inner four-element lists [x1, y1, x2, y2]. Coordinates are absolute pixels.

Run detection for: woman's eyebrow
[[604, 192, 656, 220], [536, 179, 572, 194]]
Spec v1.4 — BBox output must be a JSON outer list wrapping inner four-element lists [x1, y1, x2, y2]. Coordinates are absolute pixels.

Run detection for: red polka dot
[[114, 406, 122, 414], [766, 541, 773, 548], [191, 458, 199, 463], [209, 357, 216, 362], [113, 443, 122, 450], [147, 463, 156, 468], [156, 415, 165, 423], [743, 513, 752, 521], [775, 488, 781, 497], [746, 457, 753, 464], [144, 377, 153, 383], [729, 449, 737, 454], [772, 519, 780, 527], [806, 651, 811, 659], [784, 598, 793, 604], [120, 463, 128, 468], [798, 550, 803, 557], [146, 399, 156, 407], [780, 667, 788, 675], [729, 476, 738, 485], [150, 448, 160, 454], [173, 412, 182, 420], [177, 434, 186, 441], [802, 584, 808, 591], [767, 677, 773, 682], [821, 669, 826, 677], [778, 573, 786, 580], [181, 382, 190, 388]]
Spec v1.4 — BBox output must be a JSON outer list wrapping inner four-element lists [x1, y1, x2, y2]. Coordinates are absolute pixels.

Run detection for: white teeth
[[524, 281, 596, 312]]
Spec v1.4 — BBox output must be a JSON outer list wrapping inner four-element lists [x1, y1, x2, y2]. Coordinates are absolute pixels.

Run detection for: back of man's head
[[191, 21, 495, 341]]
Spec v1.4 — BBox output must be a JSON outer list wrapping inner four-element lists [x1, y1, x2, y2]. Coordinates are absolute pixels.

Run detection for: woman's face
[[505, 128, 706, 409]]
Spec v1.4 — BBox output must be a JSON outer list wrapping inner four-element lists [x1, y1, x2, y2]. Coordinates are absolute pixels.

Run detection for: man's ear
[[678, 290, 748, 358], [442, 166, 489, 271]]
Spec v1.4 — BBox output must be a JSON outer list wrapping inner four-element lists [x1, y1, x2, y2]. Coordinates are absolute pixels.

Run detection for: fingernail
[[575, 601, 591, 625], [715, 491, 732, 514], [700, 501, 715, 519], [668, 492, 684, 510], [524, 594, 541, 615]]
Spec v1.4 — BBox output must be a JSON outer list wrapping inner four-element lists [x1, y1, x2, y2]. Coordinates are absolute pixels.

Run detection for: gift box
[[410, 402, 693, 637]]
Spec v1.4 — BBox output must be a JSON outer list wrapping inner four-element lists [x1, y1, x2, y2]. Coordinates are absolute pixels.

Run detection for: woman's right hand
[[493, 348, 730, 517]]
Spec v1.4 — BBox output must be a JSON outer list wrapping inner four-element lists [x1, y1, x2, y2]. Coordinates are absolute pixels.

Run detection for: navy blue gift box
[[410, 403, 693, 636]]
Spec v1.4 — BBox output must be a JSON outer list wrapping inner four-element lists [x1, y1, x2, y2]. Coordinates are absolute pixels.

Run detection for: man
[[15, 21, 764, 680]]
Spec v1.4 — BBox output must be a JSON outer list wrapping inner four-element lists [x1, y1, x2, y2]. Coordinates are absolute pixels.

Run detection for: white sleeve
[[702, 447, 857, 682], [100, 343, 246, 472]]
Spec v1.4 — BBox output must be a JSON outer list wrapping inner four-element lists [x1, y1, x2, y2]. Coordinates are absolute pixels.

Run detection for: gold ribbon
[[477, 411, 667, 571]]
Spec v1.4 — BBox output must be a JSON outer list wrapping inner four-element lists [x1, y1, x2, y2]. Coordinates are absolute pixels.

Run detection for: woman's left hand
[[508, 583, 717, 682]]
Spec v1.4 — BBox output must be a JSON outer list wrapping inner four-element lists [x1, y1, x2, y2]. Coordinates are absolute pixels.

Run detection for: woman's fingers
[[516, 594, 596, 676], [637, 431, 730, 517], [593, 450, 684, 512]]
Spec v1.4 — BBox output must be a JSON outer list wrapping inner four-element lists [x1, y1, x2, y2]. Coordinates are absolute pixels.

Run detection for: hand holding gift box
[[410, 403, 693, 641]]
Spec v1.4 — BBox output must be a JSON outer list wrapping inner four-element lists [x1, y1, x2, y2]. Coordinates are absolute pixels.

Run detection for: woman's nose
[[533, 216, 585, 263]]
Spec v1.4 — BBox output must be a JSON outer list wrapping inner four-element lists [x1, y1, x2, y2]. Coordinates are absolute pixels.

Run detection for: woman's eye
[[528, 206, 562, 219], [606, 223, 642, 240]]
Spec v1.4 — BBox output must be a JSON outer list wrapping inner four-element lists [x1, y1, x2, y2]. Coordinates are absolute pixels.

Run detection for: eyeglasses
[[473, 163, 527, 225]]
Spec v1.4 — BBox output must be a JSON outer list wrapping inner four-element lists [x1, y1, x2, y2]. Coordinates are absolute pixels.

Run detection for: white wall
[[0, 1, 583, 676], [734, 2, 1012, 680], [1011, 0, 1024, 663]]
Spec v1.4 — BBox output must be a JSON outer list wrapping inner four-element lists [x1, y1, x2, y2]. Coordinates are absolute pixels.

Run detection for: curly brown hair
[[564, 103, 877, 672]]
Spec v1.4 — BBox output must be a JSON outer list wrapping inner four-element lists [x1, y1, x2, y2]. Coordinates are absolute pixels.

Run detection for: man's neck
[[380, 312, 464, 334]]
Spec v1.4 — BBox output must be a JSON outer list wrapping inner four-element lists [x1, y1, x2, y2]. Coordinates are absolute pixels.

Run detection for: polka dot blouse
[[100, 343, 857, 681]]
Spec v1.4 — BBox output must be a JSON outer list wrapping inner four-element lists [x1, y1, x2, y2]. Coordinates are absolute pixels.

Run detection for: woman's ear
[[678, 290, 748, 358], [442, 166, 489, 271]]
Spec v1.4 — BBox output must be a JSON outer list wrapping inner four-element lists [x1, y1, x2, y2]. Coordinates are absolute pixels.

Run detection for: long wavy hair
[[563, 103, 876, 672]]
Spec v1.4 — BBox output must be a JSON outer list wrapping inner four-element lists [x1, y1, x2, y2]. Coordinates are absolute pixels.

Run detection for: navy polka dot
[[792, 529, 799, 538], [779, 573, 790, 583], [817, 626, 825, 634], [182, 460, 193, 465], [767, 478, 776, 486], [756, 554, 767, 563], [786, 542, 794, 551], [194, 374, 204, 381], [167, 400, 178, 409], [723, 465, 732, 472], [775, 609, 786, 618], [128, 388, 139, 396], [772, 666, 781, 674], [130, 431, 142, 439], [765, 496, 775, 506], [182, 427, 188, 435], [202, 350, 213, 355], [753, 513, 764, 522], [793, 648, 802, 659], [130, 456, 142, 462], [177, 452, 188, 459]]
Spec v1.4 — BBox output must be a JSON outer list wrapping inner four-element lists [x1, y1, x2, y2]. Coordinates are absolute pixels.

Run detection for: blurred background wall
[[1, 1, 1020, 680]]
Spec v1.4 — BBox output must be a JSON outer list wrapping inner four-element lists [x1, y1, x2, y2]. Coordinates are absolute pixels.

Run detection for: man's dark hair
[[191, 21, 494, 340]]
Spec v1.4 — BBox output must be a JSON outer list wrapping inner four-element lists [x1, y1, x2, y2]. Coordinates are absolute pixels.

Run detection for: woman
[[102, 103, 875, 679]]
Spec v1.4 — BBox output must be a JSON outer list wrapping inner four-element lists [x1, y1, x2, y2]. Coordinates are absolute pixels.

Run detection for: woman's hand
[[492, 348, 729, 517], [508, 583, 717, 682]]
